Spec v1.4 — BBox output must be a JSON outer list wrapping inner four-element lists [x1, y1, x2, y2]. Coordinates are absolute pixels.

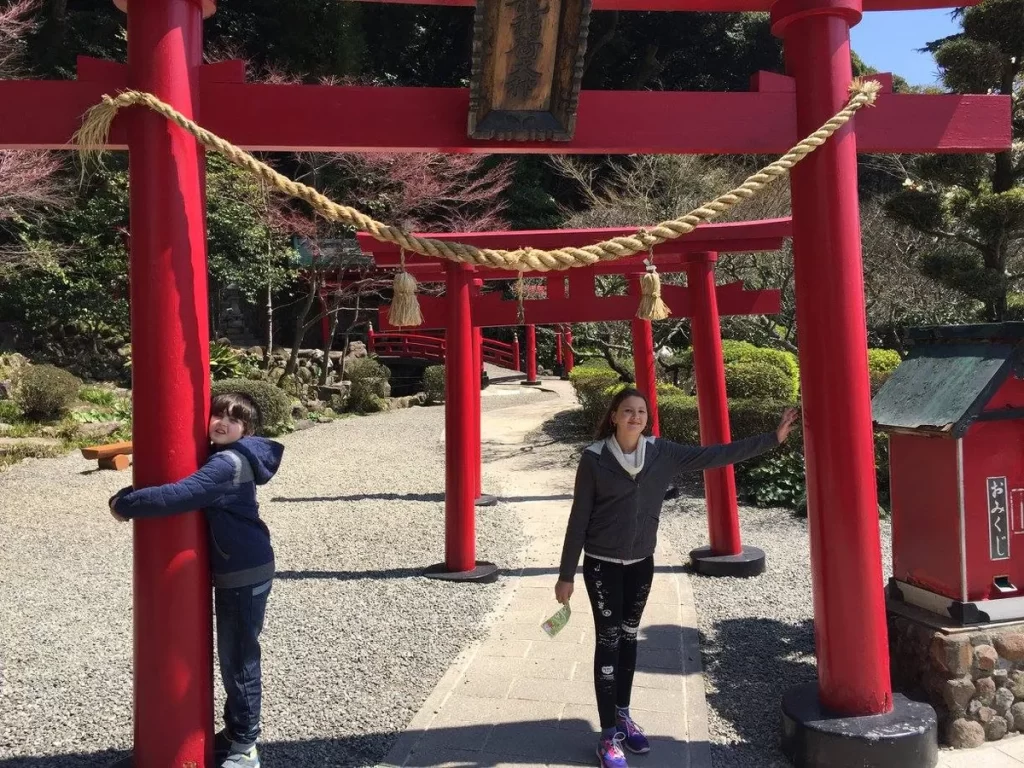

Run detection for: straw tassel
[[637, 263, 671, 321], [388, 249, 423, 327]]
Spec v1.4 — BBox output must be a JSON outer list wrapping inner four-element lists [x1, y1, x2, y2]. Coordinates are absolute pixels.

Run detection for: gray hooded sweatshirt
[[558, 432, 779, 582]]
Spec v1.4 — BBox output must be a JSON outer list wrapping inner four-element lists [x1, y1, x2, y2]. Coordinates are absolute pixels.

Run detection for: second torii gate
[[359, 217, 788, 578]]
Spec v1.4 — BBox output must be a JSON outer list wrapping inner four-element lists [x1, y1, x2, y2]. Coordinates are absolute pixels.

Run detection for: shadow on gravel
[[271, 492, 571, 505], [275, 567, 428, 581], [506, 565, 681, 579], [700, 615, 816, 767], [539, 409, 590, 446], [0, 721, 706, 767], [271, 492, 446, 503]]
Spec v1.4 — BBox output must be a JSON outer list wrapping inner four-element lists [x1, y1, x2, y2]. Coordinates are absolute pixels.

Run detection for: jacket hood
[[224, 436, 284, 485]]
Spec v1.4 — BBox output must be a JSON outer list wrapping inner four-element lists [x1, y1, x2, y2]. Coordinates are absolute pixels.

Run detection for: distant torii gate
[[360, 217, 787, 578], [0, 0, 1009, 763]]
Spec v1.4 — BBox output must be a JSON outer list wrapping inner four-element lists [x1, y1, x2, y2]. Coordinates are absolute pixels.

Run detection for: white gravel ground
[[0, 386, 555, 767], [661, 484, 893, 767]]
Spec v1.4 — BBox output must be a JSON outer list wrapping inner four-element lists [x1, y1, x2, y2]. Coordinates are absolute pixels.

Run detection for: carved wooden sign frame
[[468, 0, 591, 141]]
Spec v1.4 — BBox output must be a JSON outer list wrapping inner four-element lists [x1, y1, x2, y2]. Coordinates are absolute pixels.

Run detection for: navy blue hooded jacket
[[113, 436, 284, 588]]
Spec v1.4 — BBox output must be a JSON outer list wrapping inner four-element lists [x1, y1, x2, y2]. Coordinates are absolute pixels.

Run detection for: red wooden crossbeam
[[370, 245, 786, 281], [0, 61, 1008, 155], [342, 0, 976, 10], [358, 218, 792, 272], [379, 280, 781, 330]]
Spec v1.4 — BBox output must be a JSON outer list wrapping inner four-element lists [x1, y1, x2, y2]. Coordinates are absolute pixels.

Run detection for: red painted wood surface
[[774, 0, 892, 716], [0, 78, 1008, 155], [379, 280, 781, 331], [340, 0, 977, 11], [366, 328, 518, 369], [125, 0, 214, 765]]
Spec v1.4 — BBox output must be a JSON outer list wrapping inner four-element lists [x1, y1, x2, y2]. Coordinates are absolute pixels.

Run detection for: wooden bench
[[81, 440, 133, 471]]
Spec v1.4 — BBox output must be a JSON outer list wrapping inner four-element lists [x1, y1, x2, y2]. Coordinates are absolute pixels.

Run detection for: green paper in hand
[[541, 602, 572, 638]]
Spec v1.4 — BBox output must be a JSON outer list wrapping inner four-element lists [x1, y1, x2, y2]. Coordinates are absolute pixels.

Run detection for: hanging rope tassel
[[637, 263, 671, 321], [389, 249, 423, 328]]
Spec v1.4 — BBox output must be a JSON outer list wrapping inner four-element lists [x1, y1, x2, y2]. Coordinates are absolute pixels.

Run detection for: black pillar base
[[475, 494, 498, 507], [521, 380, 542, 387], [664, 484, 680, 500], [781, 682, 938, 768], [689, 544, 766, 578], [423, 560, 499, 583]]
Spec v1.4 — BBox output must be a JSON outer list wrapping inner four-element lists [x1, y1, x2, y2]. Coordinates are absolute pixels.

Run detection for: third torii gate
[[360, 217, 789, 577]]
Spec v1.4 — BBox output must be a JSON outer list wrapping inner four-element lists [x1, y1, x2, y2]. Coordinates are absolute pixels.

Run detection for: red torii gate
[[360, 218, 788, 577], [0, 0, 1008, 764]]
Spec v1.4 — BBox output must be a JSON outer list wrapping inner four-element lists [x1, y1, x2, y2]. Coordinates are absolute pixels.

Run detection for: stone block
[[947, 718, 985, 749], [945, 677, 976, 711], [995, 633, 1024, 663], [986, 715, 1009, 741], [976, 676, 997, 706], [996, 686, 1015, 715], [975, 644, 999, 672], [1011, 702, 1024, 730], [930, 634, 973, 676]]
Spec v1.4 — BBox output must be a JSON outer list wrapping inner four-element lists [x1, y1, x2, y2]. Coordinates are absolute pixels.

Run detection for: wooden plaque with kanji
[[468, 0, 591, 141]]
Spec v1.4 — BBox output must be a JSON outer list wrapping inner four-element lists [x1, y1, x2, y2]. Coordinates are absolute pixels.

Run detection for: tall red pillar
[[122, 0, 214, 765], [471, 281, 496, 507], [629, 314, 660, 437], [429, 263, 497, 583], [473, 325, 483, 498], [563, 325, 574, 377], [685, 252, 764, 577], [522, 325, 540, 386], [772, 1, 935, 764]]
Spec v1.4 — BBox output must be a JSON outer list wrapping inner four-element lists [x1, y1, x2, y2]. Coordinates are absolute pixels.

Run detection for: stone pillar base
[[888, 599, 1024, 749]]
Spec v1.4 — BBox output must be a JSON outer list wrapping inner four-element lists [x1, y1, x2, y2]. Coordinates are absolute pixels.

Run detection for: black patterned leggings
[[582, 555, 655, 728]]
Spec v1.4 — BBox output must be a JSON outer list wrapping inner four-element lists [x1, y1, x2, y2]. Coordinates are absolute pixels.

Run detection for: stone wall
[[889, 609, 1024, 749]]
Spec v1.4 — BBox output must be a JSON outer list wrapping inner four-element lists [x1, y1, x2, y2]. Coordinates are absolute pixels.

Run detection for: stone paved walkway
[[938, 737, 1024, 767], [378, 381, 710, 768]]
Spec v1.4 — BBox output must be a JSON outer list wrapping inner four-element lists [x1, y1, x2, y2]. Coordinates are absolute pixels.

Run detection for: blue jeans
[[215, 580, 272, 746]]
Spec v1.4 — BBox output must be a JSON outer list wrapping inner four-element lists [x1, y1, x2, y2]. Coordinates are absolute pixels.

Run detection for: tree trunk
[[264, 281, 274, 369], [283, 277, 319, 380], [318, 294, 344, 387]]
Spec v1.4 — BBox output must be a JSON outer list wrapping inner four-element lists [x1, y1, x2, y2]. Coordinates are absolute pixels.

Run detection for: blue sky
[[850, 9, 960, 87]]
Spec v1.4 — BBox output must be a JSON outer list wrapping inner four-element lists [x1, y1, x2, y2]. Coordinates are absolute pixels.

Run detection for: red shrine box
[[875, 323, 1024, 625]]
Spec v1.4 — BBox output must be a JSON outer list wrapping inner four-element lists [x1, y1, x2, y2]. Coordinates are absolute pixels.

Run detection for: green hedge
[[569, 365, 625, 426], [721, 341, 800, 401], [868, 348, 902, 396], [423, 365, 445, 404], [724, 361, 794, 402], [14, 364, 82, 420], [347, 357, 392, 413], [211, 379, 293, 436]]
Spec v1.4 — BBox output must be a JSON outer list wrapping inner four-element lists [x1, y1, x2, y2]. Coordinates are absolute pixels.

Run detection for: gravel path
[[660, 485, 893, 768], [0, 385, 555, 767]]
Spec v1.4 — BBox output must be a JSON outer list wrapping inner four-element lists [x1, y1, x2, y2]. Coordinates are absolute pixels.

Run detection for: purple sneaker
[[597, 733, 628, 768], [616, 713, 650, 754]]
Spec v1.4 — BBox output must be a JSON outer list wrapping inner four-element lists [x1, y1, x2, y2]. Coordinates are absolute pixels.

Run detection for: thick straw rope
[[74, 80, 882, 276]]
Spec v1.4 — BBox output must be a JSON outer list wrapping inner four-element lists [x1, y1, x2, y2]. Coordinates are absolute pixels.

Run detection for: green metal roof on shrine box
[[873, 324, 1024, 438]]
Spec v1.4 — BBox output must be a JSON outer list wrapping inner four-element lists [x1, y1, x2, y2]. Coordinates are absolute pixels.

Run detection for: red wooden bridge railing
[[367, 328, 521, 372]]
